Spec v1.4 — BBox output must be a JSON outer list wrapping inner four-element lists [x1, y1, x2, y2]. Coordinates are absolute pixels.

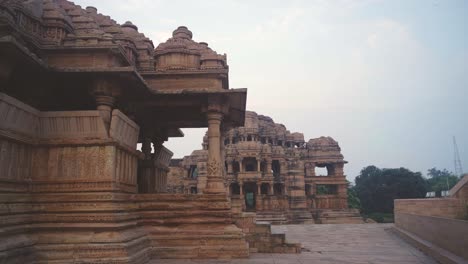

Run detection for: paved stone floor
[[151, 224, 438, 264]]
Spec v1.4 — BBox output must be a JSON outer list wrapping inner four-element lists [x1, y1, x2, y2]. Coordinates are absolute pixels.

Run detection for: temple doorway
[[243, 182, 257, 211]]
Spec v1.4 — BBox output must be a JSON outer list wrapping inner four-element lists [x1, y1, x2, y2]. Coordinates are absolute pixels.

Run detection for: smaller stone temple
[[169, 111, 364, 224]]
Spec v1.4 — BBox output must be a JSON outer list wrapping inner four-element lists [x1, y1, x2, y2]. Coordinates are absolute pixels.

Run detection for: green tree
[[355, 166, 427, 214], [426, 167, 459, 196], [347, 185, 361, 210]]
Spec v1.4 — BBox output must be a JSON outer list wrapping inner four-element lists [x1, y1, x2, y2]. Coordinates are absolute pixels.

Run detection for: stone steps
[[144, 225, 250, 258], [255, 211, 288, 224], [314, 209, 365, 224], [136, 194, 251, 259]]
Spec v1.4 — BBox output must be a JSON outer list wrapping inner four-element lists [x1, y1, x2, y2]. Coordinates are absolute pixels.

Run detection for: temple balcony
[[238, 171, 262, 181]]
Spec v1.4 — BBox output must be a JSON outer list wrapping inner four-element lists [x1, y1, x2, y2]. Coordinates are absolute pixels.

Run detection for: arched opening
[[260, 161, 267, 173], [230, 182, 240, 195], [247, 135, 252, 141], [316, 184, 338, 195], [315, 165, 328, 176], [190, 187, 197, 194], [274, 183, 283, 195], [243, 182, 257, 211], [260, 183, 270, 195], [188, 165, 198, 179], [305, 184, 312, 195], [272, 160, 281, 177], [243, 157, 258, 172], [233, 161, 240, 173]]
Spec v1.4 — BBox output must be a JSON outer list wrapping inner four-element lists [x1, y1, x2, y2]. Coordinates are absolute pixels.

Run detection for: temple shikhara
[[0, 1, 302, 262], [168, 111, 363, 224]]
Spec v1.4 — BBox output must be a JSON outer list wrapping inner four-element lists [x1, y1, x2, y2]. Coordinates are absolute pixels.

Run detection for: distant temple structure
[[0, 1, 299, 262], [169, 111, 363, 224]]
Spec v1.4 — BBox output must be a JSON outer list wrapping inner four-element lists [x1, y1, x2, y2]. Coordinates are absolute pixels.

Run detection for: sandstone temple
[[0, 1, 301, 262], [168, 111, 363, 224]]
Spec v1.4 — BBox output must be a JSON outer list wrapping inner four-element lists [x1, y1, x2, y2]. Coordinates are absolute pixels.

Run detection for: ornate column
[[89, 78, 122, 130], [142, 137, 152, 160], [152, 133, 168, 193], [266, 159, 272, 174], [239, 157, 244, 173], [257, 158, 261, 172], [269, 183, 274, 195], [204, 100, 226, 194]]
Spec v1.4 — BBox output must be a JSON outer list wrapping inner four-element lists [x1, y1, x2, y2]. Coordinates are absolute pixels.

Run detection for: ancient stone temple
[[0, 1, 299, 263], [169, 111, 364, 224]]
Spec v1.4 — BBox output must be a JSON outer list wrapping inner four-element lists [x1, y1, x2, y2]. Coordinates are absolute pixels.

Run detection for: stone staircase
[[255, 211, 288, 224], [234, 213, 301, 254], [136, 193, 250, 259], [287, 210, 315, 224], [314, 209, 365, 224]]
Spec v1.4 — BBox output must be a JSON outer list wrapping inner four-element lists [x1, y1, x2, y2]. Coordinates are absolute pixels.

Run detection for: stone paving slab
[[150, 224, 437, 264]]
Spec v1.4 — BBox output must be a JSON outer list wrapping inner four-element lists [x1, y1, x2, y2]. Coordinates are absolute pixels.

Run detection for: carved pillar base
[[205, 158, 226, 194]]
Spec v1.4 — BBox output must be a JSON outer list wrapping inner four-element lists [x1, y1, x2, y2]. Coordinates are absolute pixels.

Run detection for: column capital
[[89, 78, 123, 97], [206, 110, 223, 122]]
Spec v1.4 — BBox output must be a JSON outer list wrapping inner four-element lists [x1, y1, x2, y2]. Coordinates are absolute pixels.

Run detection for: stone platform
[[150, 224, 437, 264]]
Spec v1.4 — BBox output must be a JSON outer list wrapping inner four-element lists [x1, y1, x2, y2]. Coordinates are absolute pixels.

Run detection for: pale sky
[[74, 0, 468, 181]]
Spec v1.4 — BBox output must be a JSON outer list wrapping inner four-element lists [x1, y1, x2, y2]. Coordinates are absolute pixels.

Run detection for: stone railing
[[314, 196, 347, 209], [238, 171, 261, 181], [154, 146, 174, 168], [0, 92, 40, 140], [39, 111, 108, 140], [0, 92, 140, 149], [110, 109, 140, 149]]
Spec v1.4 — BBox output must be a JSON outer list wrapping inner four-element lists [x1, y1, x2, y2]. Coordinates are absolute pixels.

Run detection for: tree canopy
[[354, 166, 427, 214], [426, 167, 459, 196]]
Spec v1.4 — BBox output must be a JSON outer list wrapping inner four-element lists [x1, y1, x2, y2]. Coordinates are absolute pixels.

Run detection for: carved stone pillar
[[239, 182, 243, 196], [257, 183, 261, 195], [240, 158, 244, 173], [269, 183, 274, 195], [142, 137, 152, 160], [95, 95, 115, 129], [257, 158, 261, 172], [266, 159, 272, 174], [89, 79, 122, 130], [205, 108, 226, 194]]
